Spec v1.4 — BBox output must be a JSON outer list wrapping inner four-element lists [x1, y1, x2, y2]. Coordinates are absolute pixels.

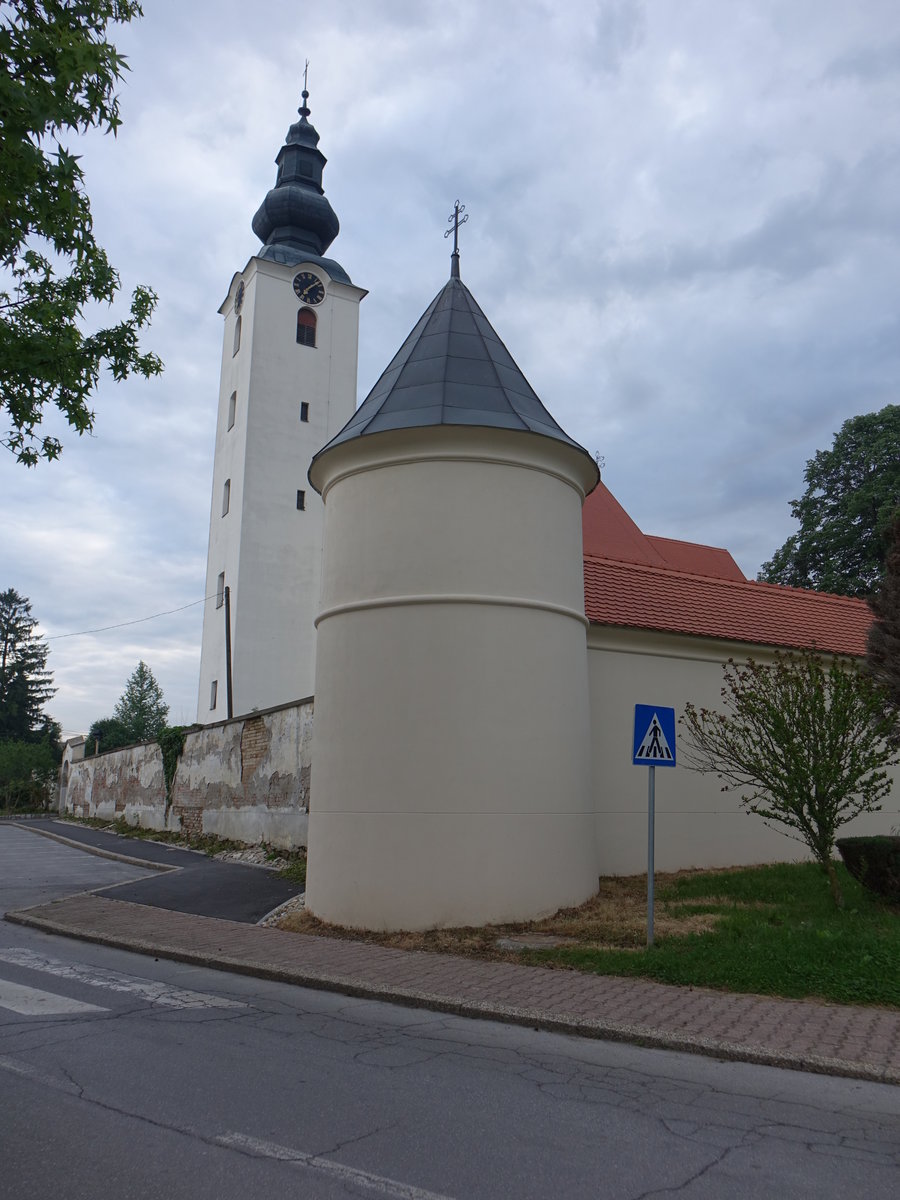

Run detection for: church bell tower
[[197, 87, 366, 721]]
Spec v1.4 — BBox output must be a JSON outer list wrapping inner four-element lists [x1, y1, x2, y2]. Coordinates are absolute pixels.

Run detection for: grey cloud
[[825, 40, 900, 82], [5, 0, 900, 733]]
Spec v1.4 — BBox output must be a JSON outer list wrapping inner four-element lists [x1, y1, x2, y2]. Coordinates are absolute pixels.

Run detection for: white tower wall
[[306, 426, 599, 930], [197, 257, 365, 720]]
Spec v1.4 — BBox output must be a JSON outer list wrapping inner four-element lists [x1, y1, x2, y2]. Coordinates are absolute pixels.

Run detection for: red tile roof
[[583, 555, 872, 657], [645, 535, 745, 581], [583, 483, 746, 580], [582, 482, 669, 568]]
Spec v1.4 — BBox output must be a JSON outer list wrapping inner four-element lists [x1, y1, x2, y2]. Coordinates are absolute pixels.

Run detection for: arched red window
[[296, 308, 317, 347]]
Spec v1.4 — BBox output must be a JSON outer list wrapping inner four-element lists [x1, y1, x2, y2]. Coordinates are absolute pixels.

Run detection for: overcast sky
[[4, 0, 900, 737]]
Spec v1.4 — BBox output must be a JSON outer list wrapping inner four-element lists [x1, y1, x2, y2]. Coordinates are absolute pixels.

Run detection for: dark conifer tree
[[112, 661, 169, 743], [0, 589, 56, 742]]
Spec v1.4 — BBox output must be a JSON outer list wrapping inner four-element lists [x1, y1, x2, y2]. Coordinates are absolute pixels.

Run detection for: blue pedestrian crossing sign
[[632, 705, 676, 767]]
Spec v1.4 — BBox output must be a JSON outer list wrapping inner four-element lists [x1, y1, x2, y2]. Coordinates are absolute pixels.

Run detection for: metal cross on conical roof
[[310, 270, 598, 479], [444, 200, 468, 279]]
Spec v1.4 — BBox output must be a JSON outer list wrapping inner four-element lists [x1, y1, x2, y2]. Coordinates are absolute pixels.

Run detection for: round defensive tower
[[306, 250, 600, 930]]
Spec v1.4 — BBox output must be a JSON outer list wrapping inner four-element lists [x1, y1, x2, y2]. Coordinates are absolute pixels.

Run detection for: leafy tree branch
[[758, 405, 900, 597], [0, 0, 162, 465], [680, 652, 898, 907]]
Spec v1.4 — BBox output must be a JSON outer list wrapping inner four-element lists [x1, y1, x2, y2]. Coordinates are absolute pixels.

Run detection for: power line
[[47, 595, 216, 641]]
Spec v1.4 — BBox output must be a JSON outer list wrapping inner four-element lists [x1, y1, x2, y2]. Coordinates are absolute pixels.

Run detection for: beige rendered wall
[[587, 626, 900, 875], [307, 426, 599, 931]]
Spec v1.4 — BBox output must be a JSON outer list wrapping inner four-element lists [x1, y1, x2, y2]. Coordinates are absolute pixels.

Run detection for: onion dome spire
[[251, 71, 348, 279]]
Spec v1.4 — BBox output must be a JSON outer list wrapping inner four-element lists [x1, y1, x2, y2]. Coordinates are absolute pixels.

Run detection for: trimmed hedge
[[836, 836, 900, 905]]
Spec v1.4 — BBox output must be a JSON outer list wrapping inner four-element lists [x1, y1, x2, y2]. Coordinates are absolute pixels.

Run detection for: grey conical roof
[[312, 276, 594, 463]]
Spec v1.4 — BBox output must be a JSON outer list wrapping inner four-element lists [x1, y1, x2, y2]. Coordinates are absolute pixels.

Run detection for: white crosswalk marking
[[0, 979, 106, 1016], [0, 948, 245, 1010]]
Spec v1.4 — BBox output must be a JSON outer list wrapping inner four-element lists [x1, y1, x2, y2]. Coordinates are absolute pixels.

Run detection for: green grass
[[275, 858, 307, 887], [522, 862, 900, 1008]]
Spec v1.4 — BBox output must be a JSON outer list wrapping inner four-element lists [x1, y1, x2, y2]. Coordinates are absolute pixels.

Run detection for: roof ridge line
[[456, 279, 526, 428], [352, 286, 448, 439], [438, 279, 457, 424], [583, 554, 871, 604], [646, 533, 734, 554], [749, 577, 872, 605]]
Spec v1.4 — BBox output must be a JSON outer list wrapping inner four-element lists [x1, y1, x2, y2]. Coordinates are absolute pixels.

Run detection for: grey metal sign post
[[632, 705, 676, 947]]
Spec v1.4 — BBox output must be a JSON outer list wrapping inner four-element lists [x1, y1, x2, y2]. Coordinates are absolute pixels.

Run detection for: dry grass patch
[[276, 867, 730, 960]]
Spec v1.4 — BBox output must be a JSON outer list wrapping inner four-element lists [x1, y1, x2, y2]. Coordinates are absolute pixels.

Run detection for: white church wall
[[197, 267, 256, 722], [587, 626, 900, 875], [197, 257, 365, 722]]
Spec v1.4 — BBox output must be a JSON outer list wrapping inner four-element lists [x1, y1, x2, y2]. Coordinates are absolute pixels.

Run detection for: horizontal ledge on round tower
[[309, 424, 599, 500], [315, 592, 589, 629]]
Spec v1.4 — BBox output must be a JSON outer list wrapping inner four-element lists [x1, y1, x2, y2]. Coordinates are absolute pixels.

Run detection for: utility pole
[[224, 586, 234, 719]]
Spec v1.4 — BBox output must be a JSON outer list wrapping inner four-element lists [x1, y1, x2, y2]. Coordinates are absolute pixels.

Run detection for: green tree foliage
[[111, 660, 168, 743], [680, 652, 898, 907], [866, 513, 900, 720], [758, 406, 900, 597], [0, 0, 162, 465], [84, 714, 130, 755], [0, 587, 57, 742], [0, 736, 57, 809]]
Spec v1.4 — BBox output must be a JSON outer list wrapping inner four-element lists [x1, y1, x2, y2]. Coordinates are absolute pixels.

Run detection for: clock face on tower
[[292, 271, 325, 305]]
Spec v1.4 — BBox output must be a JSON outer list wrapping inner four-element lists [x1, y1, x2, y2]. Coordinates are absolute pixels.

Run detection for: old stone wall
[[63, 699, 312, 848], [65, 741, 170, 830], [172, 700, 312, 848]]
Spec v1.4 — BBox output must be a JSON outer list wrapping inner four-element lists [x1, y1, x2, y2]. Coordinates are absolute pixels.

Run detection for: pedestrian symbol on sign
[[631, 703, 677, 948], [632, 705, 676, 768], [635, 712, 674, 763]]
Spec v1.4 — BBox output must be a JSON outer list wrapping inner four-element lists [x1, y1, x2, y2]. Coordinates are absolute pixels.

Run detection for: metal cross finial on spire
[[299, 59, 311, 119], [444, 200, 468, 278]]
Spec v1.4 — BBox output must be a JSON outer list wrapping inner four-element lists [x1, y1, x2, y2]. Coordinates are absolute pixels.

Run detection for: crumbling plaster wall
[[172, 700, 312, 847], [63, 699, 312, 848], [65, 741, 170, 830]]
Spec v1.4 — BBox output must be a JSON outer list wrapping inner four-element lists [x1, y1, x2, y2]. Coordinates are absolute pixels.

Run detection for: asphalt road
[[16, 817, 300, 922], [2, 825, 899, 1200]]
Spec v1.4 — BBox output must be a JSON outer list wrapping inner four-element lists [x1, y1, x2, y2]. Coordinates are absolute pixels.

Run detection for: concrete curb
[[12, 822, 179, 873], [7, 904, 897, 1088]]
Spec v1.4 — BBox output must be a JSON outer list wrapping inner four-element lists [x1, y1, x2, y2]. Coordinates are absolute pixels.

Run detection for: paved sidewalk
[[7, 891, 899, 1086], [13, 819, 300, 923]]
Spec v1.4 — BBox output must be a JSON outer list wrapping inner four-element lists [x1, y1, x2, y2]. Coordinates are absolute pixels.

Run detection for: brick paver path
[[7, 893, 899, 1085]]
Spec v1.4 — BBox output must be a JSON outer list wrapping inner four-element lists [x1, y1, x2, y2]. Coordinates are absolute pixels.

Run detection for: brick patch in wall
[[174, 806, 202, 839], [240, 716, 270, 784]]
